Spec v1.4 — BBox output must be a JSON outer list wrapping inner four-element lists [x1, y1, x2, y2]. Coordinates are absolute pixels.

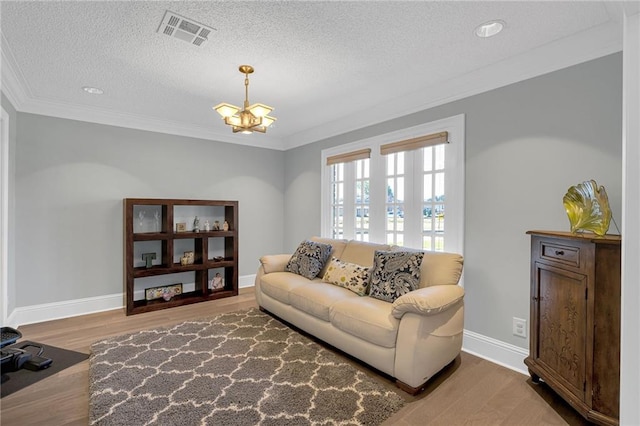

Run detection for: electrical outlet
[[513, 317, 527, 338]]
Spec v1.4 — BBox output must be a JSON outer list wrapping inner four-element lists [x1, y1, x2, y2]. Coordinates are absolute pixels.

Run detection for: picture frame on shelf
[[210, 273, 225, 290], [145, 283, 183, 301], [175, 222, 187, 232]]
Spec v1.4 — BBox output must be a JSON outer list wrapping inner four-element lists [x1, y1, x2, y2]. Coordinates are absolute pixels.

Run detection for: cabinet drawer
[[540, 241, 580, 268]]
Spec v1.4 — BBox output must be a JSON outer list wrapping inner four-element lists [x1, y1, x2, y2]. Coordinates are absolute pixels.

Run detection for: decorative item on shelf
[[180, 256, 189, 266], [138, 210, 146, 229], [213, 65, 276, 134], [141, 252, 156, 268], [223, 220, 229, 231], [175, 222, 187, 233], [154, 211, 160, 232], [145, 283, 183, 301], [209, 273, 224, 290], [193, 216, 200, 232], [213, 220, 220, 231], [563, 179, 612, 236], [204, 220, 211, 232], [183, 251, 194, 265], [212, 256, 224, 262]]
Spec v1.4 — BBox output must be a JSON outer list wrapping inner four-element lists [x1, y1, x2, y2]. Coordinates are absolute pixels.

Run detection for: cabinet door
[[533, 262, 587, 401]]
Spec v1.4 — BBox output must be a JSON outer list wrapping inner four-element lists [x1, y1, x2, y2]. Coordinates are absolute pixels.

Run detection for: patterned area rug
[[89, 308, 406, 425]]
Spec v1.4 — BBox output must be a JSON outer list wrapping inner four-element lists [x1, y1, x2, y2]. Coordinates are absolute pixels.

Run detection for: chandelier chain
[[244, 74, 250, 108]]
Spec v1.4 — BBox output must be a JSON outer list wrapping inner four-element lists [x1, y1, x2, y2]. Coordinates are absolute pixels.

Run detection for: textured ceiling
[[0, 1, 632, 150]]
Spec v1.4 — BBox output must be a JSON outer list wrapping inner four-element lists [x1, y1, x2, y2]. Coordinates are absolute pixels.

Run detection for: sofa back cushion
[[391, 246, 463, 287], [304, 238, 462, 287], [310, 236, 349, 277], [340, 240, 392, 267], [310, 236, 348, 258]]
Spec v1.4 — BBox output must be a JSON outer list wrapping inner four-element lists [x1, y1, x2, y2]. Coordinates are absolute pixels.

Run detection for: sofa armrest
[[259, 254, 292, 274], [391, 285, 464, 319]]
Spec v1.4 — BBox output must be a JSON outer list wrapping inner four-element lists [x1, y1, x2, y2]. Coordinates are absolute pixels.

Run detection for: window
[[422, 144, 446, 251], [326, 149, 371, 241], [321, 114, 464, 255], [385, 151, 405, 246], [328, 162, 345, 239], [354, 158, 370, 241]]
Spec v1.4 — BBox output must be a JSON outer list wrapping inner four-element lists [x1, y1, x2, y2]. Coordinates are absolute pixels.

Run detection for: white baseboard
[[462, 329, 529, 375], [239, 274, 255, 289], [6, 293, 124, 327], [6, 274, 257, 327], [7, 276, 529, 378]]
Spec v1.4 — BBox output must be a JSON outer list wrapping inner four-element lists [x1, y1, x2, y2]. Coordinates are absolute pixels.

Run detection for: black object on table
[[1, 326, 22, 348], [1, 328, 53, 380]]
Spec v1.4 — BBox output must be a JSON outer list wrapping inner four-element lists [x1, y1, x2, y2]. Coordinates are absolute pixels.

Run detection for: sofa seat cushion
[[289, 282, 358, 321], [260, 272, 319, 305], [330, 298, 400, 348]]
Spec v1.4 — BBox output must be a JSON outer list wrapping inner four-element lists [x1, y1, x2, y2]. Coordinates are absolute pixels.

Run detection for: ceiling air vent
[[157, 10, 215, 47]]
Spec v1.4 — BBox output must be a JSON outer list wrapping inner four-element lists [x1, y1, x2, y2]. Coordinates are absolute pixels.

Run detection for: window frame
[[321, 114, 465, 256]]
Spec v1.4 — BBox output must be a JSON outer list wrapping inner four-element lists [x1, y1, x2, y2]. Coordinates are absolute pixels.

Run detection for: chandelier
[[213, 65, 276, 134]]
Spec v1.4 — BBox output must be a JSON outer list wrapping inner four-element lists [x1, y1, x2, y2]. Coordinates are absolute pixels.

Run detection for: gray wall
[[8, 53, 622, 349], [283, 53, 623, 348], [15, 115, 284, 306]]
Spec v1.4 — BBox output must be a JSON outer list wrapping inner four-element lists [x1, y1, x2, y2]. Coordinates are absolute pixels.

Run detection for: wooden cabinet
[[525, 230, 621, 426], [124, 198, 238, 315]]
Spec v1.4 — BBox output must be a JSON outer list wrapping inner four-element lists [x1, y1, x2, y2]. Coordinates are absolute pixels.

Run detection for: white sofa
[[254, 237, 465, 394]]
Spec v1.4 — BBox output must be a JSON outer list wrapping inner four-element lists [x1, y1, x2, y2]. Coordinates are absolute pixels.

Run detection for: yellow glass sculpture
[[563, 180, 611, 236]]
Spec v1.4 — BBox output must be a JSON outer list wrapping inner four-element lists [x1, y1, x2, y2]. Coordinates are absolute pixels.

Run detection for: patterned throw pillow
[[369, 250, 424, 302], [285, 240, 333, 280], [322, 257, 370, 296]]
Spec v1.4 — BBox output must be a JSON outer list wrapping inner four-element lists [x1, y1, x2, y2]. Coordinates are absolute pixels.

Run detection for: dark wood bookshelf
[[124, 198, 238, 315]]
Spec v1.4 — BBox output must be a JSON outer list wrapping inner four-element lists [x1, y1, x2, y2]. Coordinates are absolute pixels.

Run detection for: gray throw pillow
[[285, 240, 333, 280], [369, 250, 424, 302]]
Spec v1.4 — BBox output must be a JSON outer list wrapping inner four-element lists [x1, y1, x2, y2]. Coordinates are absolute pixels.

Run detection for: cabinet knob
[[555, 250, 564, 256]]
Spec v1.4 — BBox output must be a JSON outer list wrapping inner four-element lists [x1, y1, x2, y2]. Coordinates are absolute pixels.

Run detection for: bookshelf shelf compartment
[[124, 198, 238, 315]]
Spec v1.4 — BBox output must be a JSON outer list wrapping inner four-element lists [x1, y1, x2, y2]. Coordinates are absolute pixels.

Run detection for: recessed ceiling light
[[475, 20, 505, 38], [82, 86, 104, 95]]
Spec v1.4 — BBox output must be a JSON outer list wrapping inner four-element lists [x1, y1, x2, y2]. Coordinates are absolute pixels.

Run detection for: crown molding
[[2, 19, 622, 152], [0, 34, 285, 150], [1, 34, 29, 111], [9, 91, 283, 150], [282, 19, 622, 150]]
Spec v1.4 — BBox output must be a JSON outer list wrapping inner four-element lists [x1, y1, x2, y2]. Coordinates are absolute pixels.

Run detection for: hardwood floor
[[1, 288, 589, 426]]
